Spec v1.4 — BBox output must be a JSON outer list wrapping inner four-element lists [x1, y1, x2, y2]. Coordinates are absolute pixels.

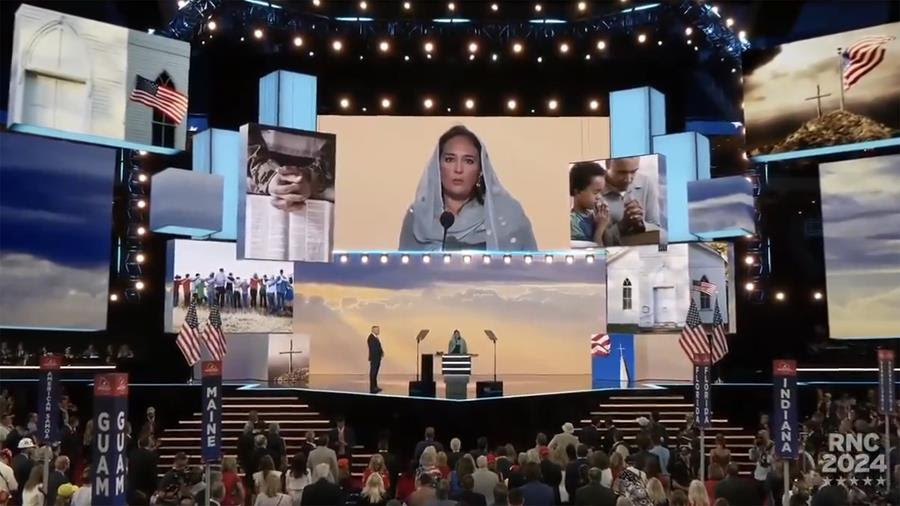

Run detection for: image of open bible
[[244, 194, 333, 262]]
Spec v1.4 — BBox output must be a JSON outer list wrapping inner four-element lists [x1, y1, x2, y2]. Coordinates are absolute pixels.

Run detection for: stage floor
[[299, 374, 663, 400]]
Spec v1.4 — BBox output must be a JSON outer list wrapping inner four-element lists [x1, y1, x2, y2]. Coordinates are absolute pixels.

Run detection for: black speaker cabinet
[[408, 380, 436, 398], [475, 381, 504, 398], [421, 353, 434, 383]]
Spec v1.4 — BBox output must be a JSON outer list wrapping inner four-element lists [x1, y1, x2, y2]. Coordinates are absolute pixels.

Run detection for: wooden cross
[[804, 84, 832, 118], [279, 339, 303, 373]]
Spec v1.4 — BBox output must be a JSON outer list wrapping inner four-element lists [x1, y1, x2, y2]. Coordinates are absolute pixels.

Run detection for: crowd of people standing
[[173, 270, 293, 316]]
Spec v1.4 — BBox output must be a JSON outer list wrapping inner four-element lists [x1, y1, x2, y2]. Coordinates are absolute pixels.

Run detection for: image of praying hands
[[268, 165, 313, 211]]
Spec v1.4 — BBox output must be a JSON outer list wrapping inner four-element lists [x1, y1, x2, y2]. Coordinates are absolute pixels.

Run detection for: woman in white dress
[[284, 453, 311, 506]]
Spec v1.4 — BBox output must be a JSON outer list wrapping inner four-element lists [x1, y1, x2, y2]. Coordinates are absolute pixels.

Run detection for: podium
[[441, 354, 473, 399]]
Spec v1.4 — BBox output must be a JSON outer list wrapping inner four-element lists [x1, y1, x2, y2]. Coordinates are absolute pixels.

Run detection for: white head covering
[[399, 127, 537, 251]]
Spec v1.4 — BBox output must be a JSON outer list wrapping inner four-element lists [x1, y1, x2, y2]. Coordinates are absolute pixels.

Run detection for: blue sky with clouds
[[688, 176, 755, 235]]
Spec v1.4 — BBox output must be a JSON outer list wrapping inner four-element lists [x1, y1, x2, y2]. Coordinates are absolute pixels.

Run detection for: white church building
[[606, 243, 730, 330]]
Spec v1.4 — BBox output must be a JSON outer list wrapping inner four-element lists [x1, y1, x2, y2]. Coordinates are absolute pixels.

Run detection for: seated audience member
[[358, 472, 388, 506], [456, 473, 486, 506], [518, 462, 554, 506], [255, 472, 291, 506], [405, 473, 437, 506], [472, 455, 499, 504], [300, 463, 342, 506], [575, 467, 617, 506]]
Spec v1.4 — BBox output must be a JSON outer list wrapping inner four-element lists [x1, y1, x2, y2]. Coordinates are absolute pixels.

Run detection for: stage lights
[[491, 53, 499, 62], [565, 255, 574, 264], [738, 30, 747, 42], [448, 2, 455, 11], [423, 98, 434, 110], [443, 254, 452, 264], [534, 3, 542, 12], [512, 42, 523, 53], [339, 97, 350, 109], [422, 255, 431, 264], [137, 173, 148, 183], [744, 282, 754, 291], [685, 27, 692, 36], [744, 255, 754, 265], [596, 40, 606, 50], [637, 33, 647, 44], [110, 294, 119, 302], [468, 41, 478, 53], [339, 255, 349, 263], [359, 1, 367, 10], [774, 291, 786, 301], [559, 42, 570, 54], [482, 255, 491, 264], [725, 17, 734, 27], [207, 20, 217, 31], [465, 98, 475, 110], [401, 255, 410, 264], [378, 40, 389, 52], [177, 0, 188, 8], [503, 255, 512, 264], [524, 255, 533, 264], [136, 226, 146, 236], [589, 99, 599, 111], [135, 253, 145, 264], [403, 1, 411, 10], [361, 255, 369, 264], [313, 0, 321, 6], [537, 56, 543, 63], [463, 255, 472, 264], [135, 281, 145, 290], [380, 255, 389, 264], [585, 255, 595, 264], [506, 99, 517, 111], [253, 28, 263, 39], [381, 98, 392, 109], [547, 99, 559, 111], [138, 150, 148, 156], [813, 291, 823, 300], [136, 200, 147, 209], [424, 41, 434, 53], [577, 2, 587, 12], [545, 255, 554, 264], [293, 36, 303, 47], [332, 40, 343, 52], [491, 3, 499, 11]]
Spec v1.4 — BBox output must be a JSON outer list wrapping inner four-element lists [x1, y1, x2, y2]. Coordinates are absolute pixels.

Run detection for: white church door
[[652, 287, 677, 326], [21, 22, 90, 131]]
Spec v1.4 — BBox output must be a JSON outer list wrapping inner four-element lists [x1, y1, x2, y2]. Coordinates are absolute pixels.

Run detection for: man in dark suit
[[414, 427, 444, 462], [457, 473, 487, 506], [538, 447, 562, 505], [579, 417, 602, 450], [328, 415, 356, 460], [45, 455, 70, 506], [127, 437, 159, 505], [518, 462, 555, 506], [367, 325, 384, 393], [715, 463, 760, 506], [301, 463, 343, 506], [574, 468, 617, 506], [565, 445, 590, 503]]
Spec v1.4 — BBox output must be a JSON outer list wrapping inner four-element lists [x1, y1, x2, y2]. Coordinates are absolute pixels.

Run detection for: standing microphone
[[439, 211, 455, 252]]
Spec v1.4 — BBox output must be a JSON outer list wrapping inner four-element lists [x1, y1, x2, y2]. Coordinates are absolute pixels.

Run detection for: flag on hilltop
[[710, 299, 729, 363], [176, 298, 202, 366], [842, 35, 896, 91], [679, 299, 710, 364], [129, 74, 188, 123], [201, 302, 228, 361]]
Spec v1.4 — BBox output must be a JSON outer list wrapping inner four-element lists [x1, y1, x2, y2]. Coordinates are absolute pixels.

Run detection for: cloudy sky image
[[744, 22, 900, 150], [688, 176, 755, 236], [294, 258, 606, 376], [820, 154, 900, 339], [0, 132, 115, 330]]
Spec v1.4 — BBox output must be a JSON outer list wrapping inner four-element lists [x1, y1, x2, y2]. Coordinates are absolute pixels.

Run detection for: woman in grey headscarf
[[398, 125, 537, 251]]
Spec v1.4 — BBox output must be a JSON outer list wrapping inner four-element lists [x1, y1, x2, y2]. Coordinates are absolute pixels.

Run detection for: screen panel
[[0, 132, 115, 330]]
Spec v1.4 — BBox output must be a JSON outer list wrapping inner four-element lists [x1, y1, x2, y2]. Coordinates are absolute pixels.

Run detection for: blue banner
[[773, 359, 798, 460], [92, 373, 129, 506], [879, 349, 895, 414], [38, 355, 62, 445], [202, 361, 223, 463], [693, 354, 711, 428]]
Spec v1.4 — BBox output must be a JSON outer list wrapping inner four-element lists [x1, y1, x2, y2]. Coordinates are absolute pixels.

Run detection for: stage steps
[[579, 391, 757, 475], [155, 393, 372, 479]]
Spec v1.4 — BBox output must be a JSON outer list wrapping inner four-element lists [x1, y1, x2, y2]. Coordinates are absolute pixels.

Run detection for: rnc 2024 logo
[[819, 432, 888, 487]]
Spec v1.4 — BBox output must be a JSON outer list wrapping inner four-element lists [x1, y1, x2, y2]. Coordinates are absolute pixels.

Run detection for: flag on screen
[[591, 333, 611, 357], [842, 36, 895, 90], [176, 298, 202, 366], [692, 279, 717, 295], [129, 74, 188, 123], [710, 299, 729, 363], [201, 303, 228, 361], [679, 299, 710, 364]]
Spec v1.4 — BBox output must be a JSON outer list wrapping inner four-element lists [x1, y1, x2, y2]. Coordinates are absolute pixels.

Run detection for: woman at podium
[[448, 330, 468, 355]]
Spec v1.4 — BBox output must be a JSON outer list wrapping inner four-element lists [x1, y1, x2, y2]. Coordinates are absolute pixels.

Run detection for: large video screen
[[0, 132, 115, 330], [238, 124, 336, 262], [745, 22, 899, 156], [165, 239, 293, 334], [319, 115, 610, 252], [820, 154, 900, 339], [293, 254, 606, 380], [568, 154, 666, 248]]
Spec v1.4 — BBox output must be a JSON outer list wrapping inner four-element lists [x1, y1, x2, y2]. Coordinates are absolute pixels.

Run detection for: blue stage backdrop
[[0, 132, 115, 330]]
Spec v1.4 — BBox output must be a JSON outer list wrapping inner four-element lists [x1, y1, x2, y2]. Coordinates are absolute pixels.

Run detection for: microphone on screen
[[440, 211, 455, 252]]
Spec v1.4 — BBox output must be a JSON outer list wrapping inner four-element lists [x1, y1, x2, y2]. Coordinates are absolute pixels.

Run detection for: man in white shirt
[[0, 457, 17, 500], [600, 156, 661, 246], [0, 414, 12, 442]]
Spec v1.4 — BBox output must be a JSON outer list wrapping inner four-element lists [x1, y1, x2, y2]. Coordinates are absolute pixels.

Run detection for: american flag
[[710, 299, 729, 363], [591, 333, 611, 357], [129, 74, 188, 123], [692, 279, 717, 296], [679, 299, 709, 364], [201, 303, 228, 361], [842, 36, 895, 91], [176, 298, 202, 366]]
